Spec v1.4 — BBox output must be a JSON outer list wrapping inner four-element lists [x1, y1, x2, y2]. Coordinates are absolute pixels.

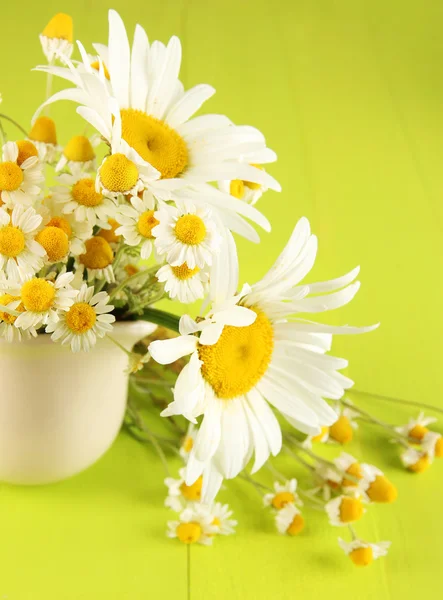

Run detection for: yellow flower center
[[0, 293, 23, 324], [287, 514, 305, 536], [16, 140, 38, 166], [366, 475, 398, 504], [124, 264, 139, 277], [349, 546, 373, 567], [0, 225, 26, 257], [435, 437, 443, 458], [63, 136, 95, 163], [198, 308, 274, 400], [80, 237, 114, 270], [174, 214, 206, 245], [339, 497, 364, 523], [98, 219, 121, 244], [35, 226, 69, 262], [212, 517, 221, 527], [311, 426, 329, 443], [408, 455, 430, 473], [230, 180, 245, 199], [0, 162, 24, 191], [65, 302, 97, 334], [409, 424, 429, 441], [271, 491, 295, 510], [21, 278, 55, 312], [179, 476, 203, 501], [176, 522, 202, 544], [47, 216, 72, 239], [100, 153, 139, 193], [137, 210, 159, 239], [329, 415, 353, 444], [90, 61, 110, 80], [120, 109, 188, 179], [29, 117, 57, 145], [71, 178, 103, 207], [41, 13, 73, 42], [342, 462, 363, 487], [171, 263, 200, 281], [182, 436, 194, 453]]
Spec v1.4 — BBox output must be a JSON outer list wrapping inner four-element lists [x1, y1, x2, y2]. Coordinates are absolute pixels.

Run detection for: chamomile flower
[[357, 464, 398, 503], [275, 504, 305, 536], [0, 204, 46, 280], [180, 424, 197, 461], [165, 467, 203, 511], [56, 135, 97, 175], [43, 211, 93, 257], [328, 402, 359, 445], [52, 172, 116, 227], [78, 236, 115, 283], [97, 218, 122, 248], [264, 479, 301, 510], [13, 271, 77, 330], [0, 292, 32, 342], [422, 431, 443, 459], [311, 463, 343, 501], [153, 201, 221, 269], [334, 453, 363, 489], [302, 425, 330, 448], [167, 505, 218, 545], [149, 217, 377, 502], [28, 116, 60, 163], [46, 283, 115, 352], [395, 411, 438, 443], [338, 538, 391, 567], [0, 141, 44, 207], [156, 262, 209, 304], [210, 502, 237, 535], [401, 448, 432, 473], [40, 13, 73, 63], [325, 493, 365, 526], [218, 163, 268, 206], [115, 191, 159, 259]]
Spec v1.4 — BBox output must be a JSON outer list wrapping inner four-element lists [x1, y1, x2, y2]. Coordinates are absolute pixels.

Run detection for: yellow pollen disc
[[287, 514, 305, 536], [342, 462, 363, 487], [47, 216, 72, 238], [176, 522, 202, 544], [182, 436, 194, 453], [98, 219, 121, 244], [21, 278, 55, 312], [80, 237, 114, 270], [16, 140, 38, 166], [171, 263, 200, 281], [408, 455, 430, 473], [0, 294, 23, 324], [271, 492, 295, 510], [65, 302, 96, 334], [339, 497, 364, 523], [0, 162, 24, 191], [212, 517, 221, 527], [329, 416, 353, 444], [367, 475, 398, 503], [349, 546, 373, 567], [90, 61, 110, 80], [120, 109, 188, 179], [71, 178, 103, 207], [124, 264, 139, 277], [198, 308, 274, 400], [409, 424, 429, 441], [137, 210, 159, 239], [29, 117, 57, 145], [100, 153, 139, 193], [63, 136, 95, 162], [42, 13, 73, 42], [0, 225, 26, 257], [179, 476, 203, 501], [435, 437, 443, 458], [244, 164, 265, 190], [35, 226, 69, 262], [230, 180, 245, 199], [174, 214, 206, 245], [312, 426, 329, 443]]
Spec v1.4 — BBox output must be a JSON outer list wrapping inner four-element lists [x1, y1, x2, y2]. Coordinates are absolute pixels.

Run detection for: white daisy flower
[[338, 538, 391, 567], [328, 401, 359, 445], [156, 262, 209, 304], [56, 135, 97, 175], [333, 453, 363, 490], [311, 462, 343, 501], [46, 283, 115, 353], [357, 464, 398, 503], [43, 210, 93, 257], [115, 191, 159, 259], [149, 217, 377, 502], [263, 479, 301, 510], [180, 423, 198, 462], [77, 236, 115, 283], [40, 13, 73, 63], [218, 162, 269, 206], [0, 292, 36, 342], [165, 467, 203, 511], [13, 271, 77, 330], [28, 116, 60, 164], [0, 141, 44, 207], [0, 204, 46, 280], [395, 411, 438, 443], [35, 10, 281, 198], [325, 493, 365, 527], [210, 502, 237, 536], [51, 172, 116, 227], [421, 431, 443, 460], [275, 504, 305, 536], [167, 504, 217, 545], [400, 447, 432, 473]]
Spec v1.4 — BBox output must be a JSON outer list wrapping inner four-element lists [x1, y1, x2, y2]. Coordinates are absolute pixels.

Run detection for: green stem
[[354, 390, 443, 417], [283, 444, 316, 473], [0, 114, 28, 138], [137, 307, 181, 334], [109, 267, 155, 301]]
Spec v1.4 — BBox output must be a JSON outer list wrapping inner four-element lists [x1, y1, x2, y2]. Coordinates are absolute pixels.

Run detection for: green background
[[1, 1, 442, 598]]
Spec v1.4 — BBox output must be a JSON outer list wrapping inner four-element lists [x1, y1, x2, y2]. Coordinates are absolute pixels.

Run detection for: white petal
[[149, 335, 197, 364]]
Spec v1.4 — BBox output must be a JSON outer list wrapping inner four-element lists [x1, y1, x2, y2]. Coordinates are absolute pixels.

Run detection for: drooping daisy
[[325, 493, 365, 526], [209, 502, 237, 536], [263, 479, 301, 510], [153, 201, 221, 269], [56, 135, 97, 175], [156, 262, 209, 304], [0, 292, 32, 342], [13, 271, 77, 330], [357, 464, 398, 503], [338, 538, 391, 567], [40, 13, 73, 63], [395, 411, 438, 443], [275, 504, 305, 536], [328, 402, 359, 445], [334, 453, 363, 490], [46, 283, 115, 352], [115, 191, 159, 259], [302, 425, 330, 448], [35, 10, 281, 196], [167, 505, 218, 545], [28, 116, 60, 163], [0, 204, 46, 280], [401, 448, 432, 473], [78, 236, 115, 283], [421, 431, 443, 460], [149, 217, 377, 501], [0, 141, 44, 207], [51, 172, 116, 227], [165, 467, 203, 511], [180, 423, 198, 462]]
